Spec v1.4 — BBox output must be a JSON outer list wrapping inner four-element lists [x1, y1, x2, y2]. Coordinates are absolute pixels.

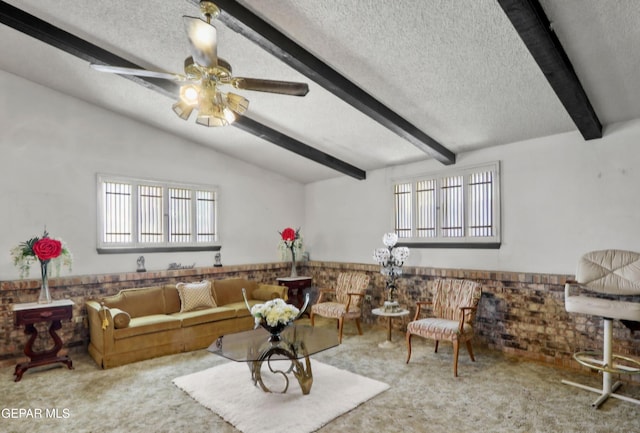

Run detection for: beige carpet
[[2, 318, 640, 433], [173, 359, 389, 433]]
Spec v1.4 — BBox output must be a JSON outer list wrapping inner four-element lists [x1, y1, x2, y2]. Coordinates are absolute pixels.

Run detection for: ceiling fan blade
[[231, 78, 309, 96], [90, 64, 186, 81], [183, 16, 218, 68]]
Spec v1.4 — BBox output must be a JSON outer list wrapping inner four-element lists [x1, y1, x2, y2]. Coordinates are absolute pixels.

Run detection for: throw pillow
[[177, 280, 216, 313], [109, 308, 131, 329]]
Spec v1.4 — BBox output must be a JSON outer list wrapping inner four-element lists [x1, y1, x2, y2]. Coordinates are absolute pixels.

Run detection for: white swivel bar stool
[[562, 249, 640, 408]]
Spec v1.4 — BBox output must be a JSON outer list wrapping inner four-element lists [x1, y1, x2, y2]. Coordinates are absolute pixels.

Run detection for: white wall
[[0, 71, 304, 279], [5, 69, 640, 278], [305, 119, 640, 275]]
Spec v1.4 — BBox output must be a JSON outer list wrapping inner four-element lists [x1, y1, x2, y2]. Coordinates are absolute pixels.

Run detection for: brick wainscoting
[[2, 261, 639, 379], [305, 261, 640, 379]]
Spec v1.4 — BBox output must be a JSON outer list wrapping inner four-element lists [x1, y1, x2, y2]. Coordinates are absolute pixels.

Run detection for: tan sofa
[[86, 278, 287, 368]]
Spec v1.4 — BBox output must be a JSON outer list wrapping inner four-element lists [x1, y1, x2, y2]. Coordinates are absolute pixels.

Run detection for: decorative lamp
[[373, 232, 410, 312]]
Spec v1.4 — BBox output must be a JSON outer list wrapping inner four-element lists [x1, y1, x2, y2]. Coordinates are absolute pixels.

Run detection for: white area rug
[[173, 359, 389, 433]]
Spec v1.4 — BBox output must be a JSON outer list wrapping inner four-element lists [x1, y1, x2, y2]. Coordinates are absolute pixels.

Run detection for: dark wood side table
[[12, 299, 74, 381], [277, 276, 312, 310]]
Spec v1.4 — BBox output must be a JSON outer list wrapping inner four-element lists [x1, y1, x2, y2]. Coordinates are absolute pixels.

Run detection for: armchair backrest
[[335, 272, 370, 308], [432, 278, 482, 322]]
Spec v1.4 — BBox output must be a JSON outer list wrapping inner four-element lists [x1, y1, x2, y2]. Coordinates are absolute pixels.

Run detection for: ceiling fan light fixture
[[172, 100, 194, 121], [198, 1, 220, 23], [179, 84, 200, 105], [195, 88, 234, 127], [226, 92, 249, 115], [196, 111, 231, 127], [222, 107, 237, 124]]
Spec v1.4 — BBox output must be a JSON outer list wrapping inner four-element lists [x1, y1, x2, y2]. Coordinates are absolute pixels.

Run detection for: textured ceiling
[[1, 0, 639, 183]]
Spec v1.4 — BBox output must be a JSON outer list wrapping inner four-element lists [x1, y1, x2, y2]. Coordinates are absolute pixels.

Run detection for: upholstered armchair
[[310, 272, 370, 343], [406, 278, 482, 377]]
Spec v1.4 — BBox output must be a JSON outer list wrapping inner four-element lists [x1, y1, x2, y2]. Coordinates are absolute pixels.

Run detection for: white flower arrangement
[[250, 298, 300, 328]]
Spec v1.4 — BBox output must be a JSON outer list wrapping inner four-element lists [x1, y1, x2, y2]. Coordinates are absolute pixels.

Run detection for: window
[[393, 162, 500, 247], [97, 175, 218, 252]]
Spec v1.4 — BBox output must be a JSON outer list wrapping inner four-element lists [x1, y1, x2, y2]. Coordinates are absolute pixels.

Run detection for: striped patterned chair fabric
[[310, 272, 370, 343], [406, 278, 482, 377]]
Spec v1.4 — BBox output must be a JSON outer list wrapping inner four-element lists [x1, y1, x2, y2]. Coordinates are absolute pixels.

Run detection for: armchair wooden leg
[[406, 333, 413, 364], [465, 340, 476, 362], [434, 340, 439, 353], [453, 340, 460, 377], [338, 317, 344, 344], [355, 318, 363, 335], [310, 312, 315, 327]]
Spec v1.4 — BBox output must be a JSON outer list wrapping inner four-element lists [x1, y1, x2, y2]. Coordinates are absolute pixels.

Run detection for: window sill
[[397, 242, 501, 249], [97, 245, 222, 254]]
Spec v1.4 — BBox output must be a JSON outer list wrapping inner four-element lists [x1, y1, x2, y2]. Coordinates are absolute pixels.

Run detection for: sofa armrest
[[86, 300, 115, 354], [253, 284, 288, 301]]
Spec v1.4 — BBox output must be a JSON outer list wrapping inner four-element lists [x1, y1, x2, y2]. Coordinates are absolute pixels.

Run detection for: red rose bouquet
[[11, 229, 73, 303], [11, 229, 73, 278], [278, 227, 303, 277]]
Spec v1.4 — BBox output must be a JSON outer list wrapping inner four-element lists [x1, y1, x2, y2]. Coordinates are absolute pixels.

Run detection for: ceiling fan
[[90, 1, 309, 127]]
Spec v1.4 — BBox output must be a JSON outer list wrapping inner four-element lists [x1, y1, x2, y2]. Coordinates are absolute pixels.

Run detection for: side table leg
[[14, 324, 38, 381], [378, 317, 397, 349], [14, 320, 73, 382]]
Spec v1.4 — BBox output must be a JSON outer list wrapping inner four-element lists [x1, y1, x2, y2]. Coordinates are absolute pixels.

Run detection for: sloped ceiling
[[1, 0, 639, 183]]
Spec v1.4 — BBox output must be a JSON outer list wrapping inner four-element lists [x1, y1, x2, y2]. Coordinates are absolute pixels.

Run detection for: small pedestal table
[[372, 307, 409, 349], [12, 299, 75, 381]]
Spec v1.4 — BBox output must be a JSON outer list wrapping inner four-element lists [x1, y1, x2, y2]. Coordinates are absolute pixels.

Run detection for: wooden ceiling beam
[[235, 117, 366, 180], [0, 1, 366, 180], [498, 0, 602, 140], [207, 0, 456, 165]]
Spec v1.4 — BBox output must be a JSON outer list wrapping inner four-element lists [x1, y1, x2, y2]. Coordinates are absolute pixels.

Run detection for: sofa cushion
[[225, 301, 257, 318], [120, 286, 165, 318], [102, 292, 125, 310], [177, 280, 216, 312], [212, 278, 258, 306], [171, 307, 237, 327], [163, 285, 181, 314], [113, 315, 181, 340], [109, 308, 131, 329]]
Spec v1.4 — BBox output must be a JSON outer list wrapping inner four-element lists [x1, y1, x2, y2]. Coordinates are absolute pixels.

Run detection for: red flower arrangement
[[11, 229, 72, 278], [32, 237, 63, 261], [11, 229, 73, 303], [278, 227, 303, 277], [280, 227, 297, 243]]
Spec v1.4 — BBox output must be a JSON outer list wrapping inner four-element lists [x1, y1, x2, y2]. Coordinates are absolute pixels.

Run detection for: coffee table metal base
[[250, 342, 313, 394], [210, 326, 339, 396]]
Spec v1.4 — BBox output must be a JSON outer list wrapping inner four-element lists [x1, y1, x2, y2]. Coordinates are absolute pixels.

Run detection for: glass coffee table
[[208, 325, 339, 395]]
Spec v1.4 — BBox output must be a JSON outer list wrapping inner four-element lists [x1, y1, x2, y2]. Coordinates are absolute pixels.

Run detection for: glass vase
[[290, 247, 297, 277], [261, 320, 289, 342], [38, 260, 52, 304]]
